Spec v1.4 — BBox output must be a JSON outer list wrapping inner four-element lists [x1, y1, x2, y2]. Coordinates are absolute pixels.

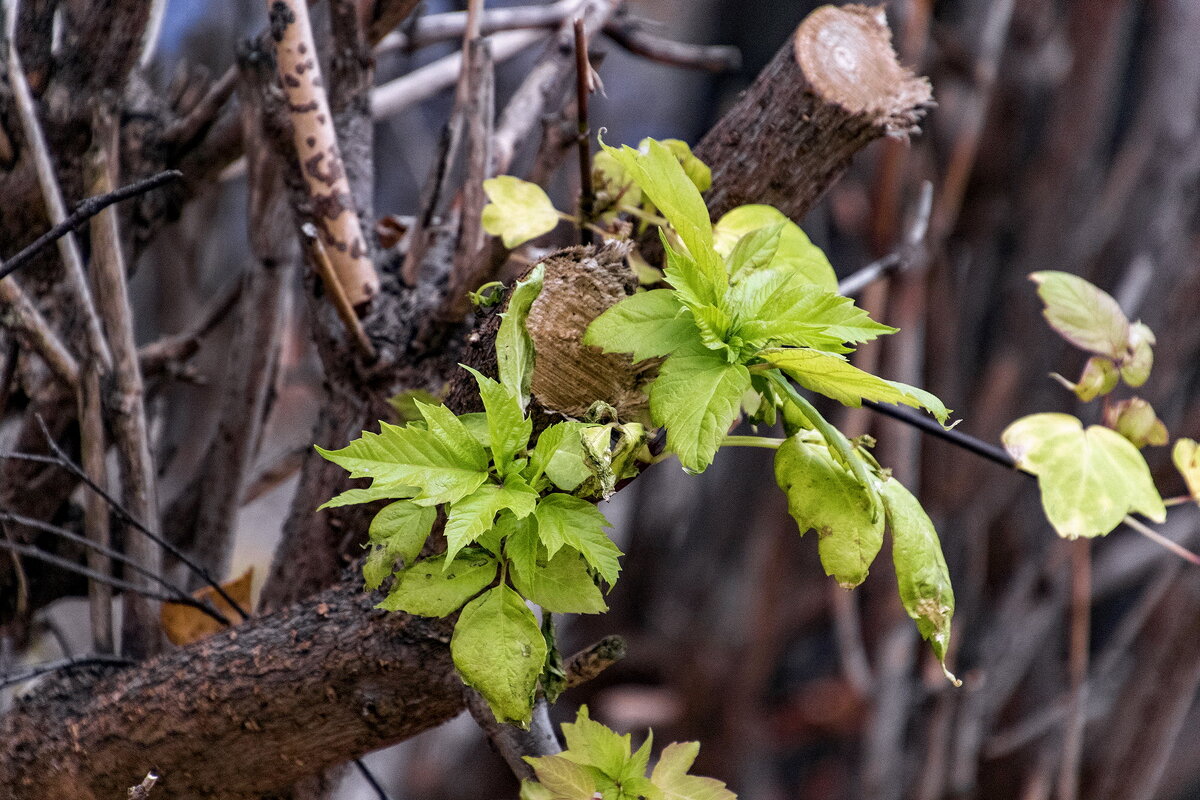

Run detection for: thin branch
[[1123, 515, 1200, 566], [0, 654, 133, 691], [375, 0, 582, 53], [137, 278, 243, 377], [602, 15, 741, 73], [1058, 539, 1091, 800], [0, 171, 183, 283], [161, 70, 239, 149], [77, 366, 114, 654], [574, 18, 595, 245], [300, 224, 377, 360], [351, 759, 395, 800], [0, 539, 230, 623], [863, 400, 1018, 469], [837, 252, 902, 297], [0, 276, 81, 389]]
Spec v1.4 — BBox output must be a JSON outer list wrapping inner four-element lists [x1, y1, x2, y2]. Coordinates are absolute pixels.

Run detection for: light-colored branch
[[269, 0, 380, 309], [0, 277, 80, 389], [4, 24, 113, 371], [375, 0, 582, 53], [78, 366, 113, 654], [87, 105, 163, 659]]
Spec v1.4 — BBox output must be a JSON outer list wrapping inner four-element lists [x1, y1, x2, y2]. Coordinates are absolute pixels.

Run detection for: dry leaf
[[161, 568, 253, 646]]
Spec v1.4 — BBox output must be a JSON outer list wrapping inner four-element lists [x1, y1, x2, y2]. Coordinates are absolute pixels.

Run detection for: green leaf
[[712, 204, 836, 291], [1121, 321, 1155, 387], [508, 524, 608, 613], [1173, 438, 1200, 505], [1030, 271, 1130, 360], [584, 289, 699, 362], [600, 139, 724, 291], [593, 149, 642, 214], [464, 366, 533, 474], [444, 476, 539, 564], [362, 500, 438, 589], [1106, 397, 1168, 449], [650, 344, 751, 473], [641, 137, 712, 193], [377, 552, 497, 615], [533, 494, 622, 586], [386, 389, 442, 423], [459, 412, 491, 448], [724, 223, 783, 278], [740, 283, 895, 350], [451, 584, 547, 725], [774, 436, 884, 588], [498, 264, 545, 410], [1002, 412, 1167, 538], [521, 756, 598, 800], [880, 478, 956, 681], [318, 483, 416, 509], [528, 422, 594, 493], [316, 415, 489, 507], [559, 706, 635, 776], [650, 741, 737, 800], [481, 176, 561, 248], [1051, 356, 1120, 402], [762, 348, 950, 424]]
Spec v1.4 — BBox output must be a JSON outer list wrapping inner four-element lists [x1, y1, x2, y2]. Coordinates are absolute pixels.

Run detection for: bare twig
[[269, 0, 380, 309], [1058, 539, 1091, 800], [137, 279, 243, 377], [0, 654, 133, 691], [0, 277, 81, 389], [161, 69, 239, 149], [301, 224, 377, 360], [375, 0, 582, 53], [0, 171, 183, 283], [77, 367, 113, 654], [1123, 515, 1200, 566], [87, 105, 163, 659], [602, 14, 741, 73], [574, 18, 595, 245]]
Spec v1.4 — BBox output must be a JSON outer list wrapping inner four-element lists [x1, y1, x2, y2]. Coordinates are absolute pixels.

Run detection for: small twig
[[602, 15, 741, 73], [137, 279, 243, 377], [0, 538, 230, 624], [837, 252, 902, 297], [352, 759, 395, 800], [0, 654, 133, 691], [574, 18, 595, 245], [375, 0, 583, 53], [838, 181, 933, 297], [78, 366, 114, 654], [0, 170, 183, 283], [162, 69, 239, 149], [863, 400, 1017, 469], [1123, 515, 1200, 566], [128, 770, 160, 800], [564, 634, 626, 687], [300, 224, 377, 361], [1058, 538, 1091, 800], [0, 276, 81, 389]]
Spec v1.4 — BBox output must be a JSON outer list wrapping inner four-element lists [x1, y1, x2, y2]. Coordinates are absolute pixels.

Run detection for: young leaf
[[650, 344, 751, 473], [1121, 321, 1155, 387], [527, 422, 594, 492], [497, 263, 545, 410], [318, 482, 416, 509], [559, 705, 636, 777], [584, 289, 699, 362], [1030, 271, 1130, 360], [740, 283, 896, 350], [712, 204, 837, 291], [481, 176, 561, 248], [520, 755, 598, 800], [650, 741, 737, 800], [641, 137, 712, 192], [464, 366, 533, 474], [315, 417, 489, 507], [444, 477, 539, 564], [1104, 397, 1168, 448], [724, 222, 783, 278], [774, 435, 884, 588], [1002, 412, 1167, 538], [533, 493, 622, 585], [377, 552, 497, 615], [600, 138, 725, 290], [1051, 355, 1120, 402], [1173, 438, 1200, 505], [880, 478, 956, 682], [762, 348, 950, 424], [362, 500, 438, 589], [451, 584, 547, 725], [508, 525, 607, 613]]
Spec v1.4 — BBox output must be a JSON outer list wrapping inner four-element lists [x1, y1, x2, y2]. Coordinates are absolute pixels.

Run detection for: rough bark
[[0, 581, 461, 800], [694, 4, 932, 223]]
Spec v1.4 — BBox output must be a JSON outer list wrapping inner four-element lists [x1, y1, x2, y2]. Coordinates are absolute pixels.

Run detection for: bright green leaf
[[316, 418, 489, 507], [1030, 271, 1130, 360], [464, 366, 533, 474], [533, 494, 622, 586], [521, 755, 598, 800], [451, 584, 547, 725], [508, 524, 607, 613], [584, 289, 699, 362], [377, 552, 497, 615], [362, 500, 438, 589], [318, 482, 416, 509], [650, 344, 751, 473], [1002, 412, 1167, 538], [641, 137, 712, 193], [650, 741, 737, 800], [444, 476, 539, 564], [527, 422, 594, 493], [559, 705, 635, 776], [497, 264, 545, 410], [880, 478, 956, 681], [1173, 438, 1200, 505], [713, 205, 836, 291], [724, 223, 783, 278], [774, 435, 884, 588], [741, 284, 895, 350], [763, 348, 950, 424], [481, 176, 561, 248]]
